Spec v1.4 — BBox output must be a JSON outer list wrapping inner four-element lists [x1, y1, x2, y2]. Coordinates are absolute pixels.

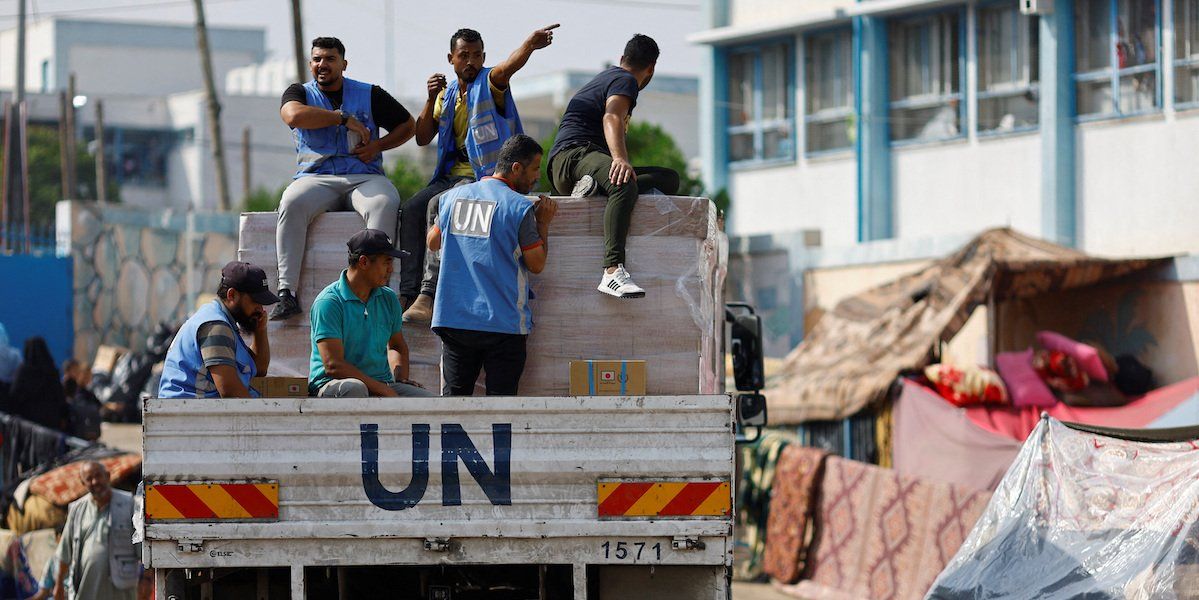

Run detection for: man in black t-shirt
[[270, 36, 416, 321], [547, 34, 679, 299]]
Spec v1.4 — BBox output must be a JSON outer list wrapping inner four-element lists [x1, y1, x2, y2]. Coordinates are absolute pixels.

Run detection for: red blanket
[[763, 446, 829, 583]]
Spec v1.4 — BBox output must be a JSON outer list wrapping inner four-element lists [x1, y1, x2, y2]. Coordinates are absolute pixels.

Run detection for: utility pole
[[291, 0, 306, 84], [1, 101, 9, 251], [4, 0, 28, 244], [66, 73, 78, 197], [193, 0, 232, 211], [242, 126, 251, 202], [14, 0, 25, 104], [95, 100, 108, 204], [59, 92, 71, 199]]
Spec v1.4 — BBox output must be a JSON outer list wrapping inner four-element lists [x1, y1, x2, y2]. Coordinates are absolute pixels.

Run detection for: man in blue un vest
[[427, 135, 558, 396], [159, 261, 279, 398], [398, 25, 559, 325], [271, 36, 417, 321]]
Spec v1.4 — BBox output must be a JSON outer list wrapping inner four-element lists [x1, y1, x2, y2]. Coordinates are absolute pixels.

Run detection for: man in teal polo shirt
[[308, 229, 434, 397]]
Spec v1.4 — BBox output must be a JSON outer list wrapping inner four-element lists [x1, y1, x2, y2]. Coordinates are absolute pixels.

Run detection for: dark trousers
[[548, 144, 680, 267], [397, 176, 472, 300], [435, 327, 528, 396]]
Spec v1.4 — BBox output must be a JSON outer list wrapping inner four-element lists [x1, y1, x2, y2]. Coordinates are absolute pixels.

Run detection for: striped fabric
[[195, 321, 238, 397]]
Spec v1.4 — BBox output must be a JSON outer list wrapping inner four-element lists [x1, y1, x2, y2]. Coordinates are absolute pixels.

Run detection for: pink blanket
[[892, 380, 1022, 491], [964, 376, 1199, 441]]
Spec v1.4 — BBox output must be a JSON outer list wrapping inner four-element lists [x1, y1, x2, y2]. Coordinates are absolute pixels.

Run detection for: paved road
[[733, 582, 793, 600]]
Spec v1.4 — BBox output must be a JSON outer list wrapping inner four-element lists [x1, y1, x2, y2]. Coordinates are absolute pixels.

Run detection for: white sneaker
[[571, 174, 597, 197], [598, 264, 646, 298]]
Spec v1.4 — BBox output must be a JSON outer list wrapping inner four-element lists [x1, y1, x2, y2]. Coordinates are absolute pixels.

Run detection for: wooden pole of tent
[[95, 100, 108, 205]]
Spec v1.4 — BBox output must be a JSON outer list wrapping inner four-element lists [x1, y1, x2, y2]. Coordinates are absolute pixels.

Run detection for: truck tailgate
[[142, 395, 734, 570]]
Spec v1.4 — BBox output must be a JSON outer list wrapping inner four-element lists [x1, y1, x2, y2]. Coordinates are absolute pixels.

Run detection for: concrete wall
[[893, 134, 1042, 240], [58, 201, 237, 362], [0, 19, 265, 96], [728, 0, 851, 28], [1077, 114, 1199, 257], [728, 157, 857, 243], [165, 92, 298, 212]]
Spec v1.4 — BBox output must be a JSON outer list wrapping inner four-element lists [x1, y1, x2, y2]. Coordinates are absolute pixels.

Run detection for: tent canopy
[[766, 228, 1170, 425]]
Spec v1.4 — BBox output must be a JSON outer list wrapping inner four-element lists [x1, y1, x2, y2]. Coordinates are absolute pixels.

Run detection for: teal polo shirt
[[308, 270, 404, 394]]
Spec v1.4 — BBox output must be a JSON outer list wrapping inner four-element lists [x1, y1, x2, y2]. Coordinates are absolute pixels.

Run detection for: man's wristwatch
[[338, 109, 350, 126]]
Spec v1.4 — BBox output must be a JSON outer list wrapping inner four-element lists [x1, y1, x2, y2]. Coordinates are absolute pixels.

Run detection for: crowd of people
[[0, 327, 102, 441], [158, 27, 678, 400]]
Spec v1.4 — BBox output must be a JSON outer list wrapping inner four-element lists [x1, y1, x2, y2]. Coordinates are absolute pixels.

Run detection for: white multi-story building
[[0, 18, 297, 211], [690, 0, 1199, 259], [690, 0, 1199, 356]]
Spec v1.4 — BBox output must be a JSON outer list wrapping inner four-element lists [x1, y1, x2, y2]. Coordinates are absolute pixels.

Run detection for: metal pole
[[291, 0, 306, 84], [18, 103, 29, 253], [66, 73, 78, 197], [242, 125, 251, 203], [193, 0, 232, 211], [95, 100, 108, 205], [1, 101, 11, 252], [15, 0, 26, 104], [59, 91, 71, 200]]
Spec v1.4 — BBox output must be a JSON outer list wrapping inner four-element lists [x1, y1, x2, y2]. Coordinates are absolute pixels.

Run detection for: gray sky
[[0, 0, 704, 94]]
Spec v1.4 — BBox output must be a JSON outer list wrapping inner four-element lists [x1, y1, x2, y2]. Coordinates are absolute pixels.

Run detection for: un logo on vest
[[450, 199, 497, 238]]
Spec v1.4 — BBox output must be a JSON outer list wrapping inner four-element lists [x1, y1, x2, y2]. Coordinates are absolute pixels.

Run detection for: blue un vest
[[432, 67, 524, 183], [158, 300, 258, 398], [292, 78, 383, 177], [432, 178, 535, 335]]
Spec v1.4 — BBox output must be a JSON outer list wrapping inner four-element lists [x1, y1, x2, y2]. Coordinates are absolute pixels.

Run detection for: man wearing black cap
[[308, 229, 434, 397], [159, 261, 279, 398]]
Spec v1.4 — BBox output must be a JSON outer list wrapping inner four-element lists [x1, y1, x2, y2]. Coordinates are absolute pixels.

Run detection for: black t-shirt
[[282, 83, 412, 131], [549, 66, 640, 157]]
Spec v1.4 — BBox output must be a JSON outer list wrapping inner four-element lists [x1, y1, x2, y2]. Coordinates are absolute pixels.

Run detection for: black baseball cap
[[220, 261, 281, 305], [347, 229, 408, 259]]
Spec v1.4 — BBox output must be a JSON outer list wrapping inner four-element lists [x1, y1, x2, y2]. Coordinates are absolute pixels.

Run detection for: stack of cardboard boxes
[[237, 194, 725, 397]]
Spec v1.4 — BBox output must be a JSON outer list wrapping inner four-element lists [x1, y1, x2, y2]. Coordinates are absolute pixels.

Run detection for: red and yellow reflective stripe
[[146, 482, 279, 521], [597, 481, 730, 518]]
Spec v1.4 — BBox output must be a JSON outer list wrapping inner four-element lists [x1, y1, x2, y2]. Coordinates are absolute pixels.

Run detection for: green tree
[[537, 122, 729, 217], [387, 154, 428, 201], [243, 184, 288, 212], [0, 125, 119, 225]]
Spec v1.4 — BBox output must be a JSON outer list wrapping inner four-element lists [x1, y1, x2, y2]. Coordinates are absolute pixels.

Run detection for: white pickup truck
[[141, 196, 767, 599]]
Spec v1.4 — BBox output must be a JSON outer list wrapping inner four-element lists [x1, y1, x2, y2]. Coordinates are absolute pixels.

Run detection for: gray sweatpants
[[317, 378, 436, 397], [276, 174, 401, 292]]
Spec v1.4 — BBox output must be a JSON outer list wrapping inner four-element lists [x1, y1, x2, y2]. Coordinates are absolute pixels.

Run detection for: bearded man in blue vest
[[427, 135, 558, 396], [270, 36, 417, 321], [159, 262, 279, 398], [398, 25, 558, 325]]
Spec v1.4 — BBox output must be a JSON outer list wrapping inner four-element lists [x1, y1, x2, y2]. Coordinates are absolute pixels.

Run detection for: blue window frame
[[977, 3, 1040, 133], [888, 10, 966, 143], [804, 28, 855, 154], [1074, 0, 1161, 119], [726, 40, 796, 165], [1175, 0, 1199, 106]]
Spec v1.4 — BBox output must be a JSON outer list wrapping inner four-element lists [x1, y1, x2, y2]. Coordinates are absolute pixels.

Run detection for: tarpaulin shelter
[[928, 417, 1199, 599], [766, 229, 1169, 425]]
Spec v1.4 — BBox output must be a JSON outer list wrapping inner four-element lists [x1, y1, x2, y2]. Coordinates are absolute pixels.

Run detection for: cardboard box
[[250, 377, 309, 397], [569, 360, 647, 396], [92, 345, 129, 374]]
